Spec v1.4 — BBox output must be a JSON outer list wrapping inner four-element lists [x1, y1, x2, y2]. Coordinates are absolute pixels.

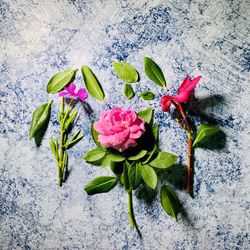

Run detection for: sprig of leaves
[[83, 108, 180, 222]]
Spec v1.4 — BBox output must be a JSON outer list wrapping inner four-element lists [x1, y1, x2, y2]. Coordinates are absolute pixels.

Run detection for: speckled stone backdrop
[[0, 0, 249, 249]]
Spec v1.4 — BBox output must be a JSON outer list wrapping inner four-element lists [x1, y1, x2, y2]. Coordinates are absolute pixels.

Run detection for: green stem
[[58, 97, 65, 186], [128, 191, 141, 237]]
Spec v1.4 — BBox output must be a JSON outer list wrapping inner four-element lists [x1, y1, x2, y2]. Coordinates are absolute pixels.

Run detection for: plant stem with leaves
[[58, 97, 66, 186]]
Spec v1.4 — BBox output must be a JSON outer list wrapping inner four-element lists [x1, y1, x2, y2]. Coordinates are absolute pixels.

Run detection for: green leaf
[[124, 83, 135, 100], [46, 69, 77, 94], [64, 130, 83, 149], [81, 65, 105, 102], [160, 185, 181, 221], [137, 108, 154, 124], [139, 91, 155, 100], [122, 162, 131, 191], [83, 149, 106, 162], [106, 151, 126, 162], [149, 151, 178, 169], [112, 62, 138, 82], [101, 157, 111, 168], [193, 124, 221, 147], [128, 150, 147, 161], [64, 109, 78, 131], [49, 138, 59, 162], [29, 100, 53, 138], [144, 57, 167, 89], [142, 144, 158, 164], [91, 122, 103, 148], [128, 162, 142, 190], [84, 176, 118, 195], [151, 124, 159, 142], [140, 164, 157, 189]]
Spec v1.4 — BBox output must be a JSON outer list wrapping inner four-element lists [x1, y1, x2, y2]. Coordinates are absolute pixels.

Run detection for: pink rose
[[94, 107, 146, 152]]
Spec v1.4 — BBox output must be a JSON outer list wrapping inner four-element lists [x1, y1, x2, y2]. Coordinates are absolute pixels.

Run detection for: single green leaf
[[128, 150, 147, 161], [64, 134, 83, 149], [83, 149, 106, 162], [91, 122, 103, 148], [124, 83, 135, 100], [64, 109, 78, 131], [65, 130, 81, 145], [110, 162, 123, 175], [106, 151, 126, 162], [84, 176, 118, 195], [46, 69, 77, 94], [137, 108, 154, 124], [142, 144, 158, 164], [112, 62, 138, 82], [160, 185, 181, 221], [144, 57, 167, 89], [49, 138, 59, 162], [139, 91, 155, 100], [123, 162, 131, 191], [128, 162, 142, 189], [140, 164, 157, 189], [81, 65, 105, 102], [193, 124, 221, 147], [101, 157, 111, 168], [151, 124, 159, 142], [149, 151, 178, 169], [29, 100, 53, 138]]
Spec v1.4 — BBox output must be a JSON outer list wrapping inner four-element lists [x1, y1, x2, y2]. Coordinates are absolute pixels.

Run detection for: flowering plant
[[84, 57, 222, 236], [84, 106, 180, 235], [29, 70, 88, 186]]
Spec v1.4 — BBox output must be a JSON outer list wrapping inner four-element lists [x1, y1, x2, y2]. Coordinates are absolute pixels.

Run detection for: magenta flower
[[58, 83, 88, 102], [94, 107, 146, 152], [160, 76, 202, 112]]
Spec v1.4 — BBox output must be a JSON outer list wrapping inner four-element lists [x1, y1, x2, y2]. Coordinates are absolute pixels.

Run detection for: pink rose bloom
[[94, 107, 146, 152]]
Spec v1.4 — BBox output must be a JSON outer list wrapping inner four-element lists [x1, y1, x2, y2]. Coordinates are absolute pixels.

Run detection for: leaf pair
[[46, 67, 105, 102], [140, 151, 178, 189]]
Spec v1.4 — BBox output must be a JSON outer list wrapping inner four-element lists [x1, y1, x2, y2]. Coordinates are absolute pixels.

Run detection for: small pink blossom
[[160, 76, 202, 112], [58, 83, 88, 102], [94, 107, 146, 152]]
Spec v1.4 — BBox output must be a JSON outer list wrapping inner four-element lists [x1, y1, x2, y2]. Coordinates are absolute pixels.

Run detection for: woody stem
[[178, 104, 192, 194], [171, 101, 193, 194]]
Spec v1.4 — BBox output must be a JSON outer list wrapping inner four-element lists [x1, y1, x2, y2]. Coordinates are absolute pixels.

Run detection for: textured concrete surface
[[0, 0, 249, 249]]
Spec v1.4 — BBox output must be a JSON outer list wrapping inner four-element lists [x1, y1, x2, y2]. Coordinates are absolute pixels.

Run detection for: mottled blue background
[[0, 0, 249, 249]]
